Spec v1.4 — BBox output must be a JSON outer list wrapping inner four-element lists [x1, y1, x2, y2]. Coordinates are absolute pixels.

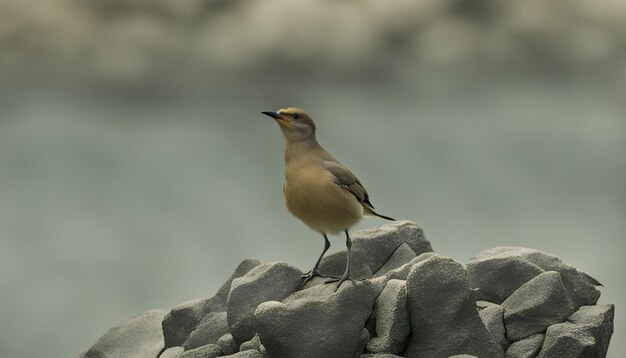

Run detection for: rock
[[505, 334, 544, 358], [404, 255, 503, 358], [502, 271, 575, 341], [384, 252, 437, 281], [320, 221, 432, 278], [255, 280, 380, 358], [353, 328, 370, 358], [537, 305, 614, 358], [361, 355, 403, 358], [217, 333, 238, 356], [84, 310, 167, 358], [448, 355, 478, 358], [467, 254, 544, 303], [183, 311, 229, 350], [215, 259, 263, 306], [160, 347, 183, 358], [317, 249, 373, 280], [222, 351, 263, 358], [479, 304, 507, 350], [373, 243, 416, 277], [469, 247, 600, 307], [162, 298, 221, 348], [227, 262, 302, 341], [240, 334, 262, 351], [179, 344, 221, 358], [366, 280, 410, 354], [163, 259, 260, 347], [476, 301, 497, 310]]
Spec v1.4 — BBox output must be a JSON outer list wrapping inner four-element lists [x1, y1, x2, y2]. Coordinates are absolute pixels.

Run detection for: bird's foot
[[324, 273, 362, 290], [299, 269, 328, 290]]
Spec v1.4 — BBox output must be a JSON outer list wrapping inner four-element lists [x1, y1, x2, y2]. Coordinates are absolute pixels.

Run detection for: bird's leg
[[299, 234, 331, 289], [325, 230, 358, 290]]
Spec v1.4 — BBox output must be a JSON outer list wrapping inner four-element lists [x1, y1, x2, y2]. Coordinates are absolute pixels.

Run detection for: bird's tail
[[373, 211, 396, 221], [365, 206, 396, 221]]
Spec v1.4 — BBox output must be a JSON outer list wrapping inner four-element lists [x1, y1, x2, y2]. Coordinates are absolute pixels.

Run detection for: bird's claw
[[298, 269, 327, 290], [324, 274, 361, 290]]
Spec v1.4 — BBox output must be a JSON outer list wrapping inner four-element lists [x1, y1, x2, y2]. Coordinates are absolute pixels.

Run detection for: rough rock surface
[[222, 351, 263, 358], [83, 310, 166, 358], [404, 255, 504, 358], [537, 304, 614, 358], [373, 243, 416, 277], [467, 254, 544, 303], [217, 333, 238, 356], [227, 262, 302, 341], [160, 347, 184, 358], [239, 334, 262, 352], [505, 334, 544, 358], [179, 344, 221, 358], [80, 221, 613, 358], [478, 303, 507, 350], [162, 259, 260, 347], [367, 279, 410, 354], [183, 311, 229, 350], [255, 280, 379, 358], [468, 247, 601, 308], [320, 221, 432, 278], [502, 271, 575, 341]]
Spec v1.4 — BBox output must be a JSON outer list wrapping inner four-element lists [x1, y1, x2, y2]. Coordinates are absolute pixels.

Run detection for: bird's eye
[[293, 114, 300, 120]]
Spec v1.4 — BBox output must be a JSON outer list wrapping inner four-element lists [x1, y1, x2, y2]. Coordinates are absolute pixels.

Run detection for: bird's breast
[[283, 167, 363, 234]]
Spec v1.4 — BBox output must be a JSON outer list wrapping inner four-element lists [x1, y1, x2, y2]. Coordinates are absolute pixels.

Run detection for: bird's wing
[[322, 160, 375, 209]]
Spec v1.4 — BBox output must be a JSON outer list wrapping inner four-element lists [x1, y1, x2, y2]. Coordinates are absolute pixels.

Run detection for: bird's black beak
[[261, 111, 281, 119]]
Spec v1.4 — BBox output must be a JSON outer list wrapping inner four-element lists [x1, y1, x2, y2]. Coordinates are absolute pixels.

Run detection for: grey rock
[[160, 347, 184, 358], [404, 255, 503, 358], [183, 311, 229, 350], [255, 280, 380, 358], [448, 355, 478, 358], [361, 355, 403, 358], [470, 247, 600, 307], [384, 252, 437, 281], [227, 262, 302, 341], [479, 304, 507, 350], [373, 243, 416, 277], [353, 328, 370, 358], [502, 271, 575, 341], [84, 310, 167, 358], [215, 259, 263, 306], [505, 334, 544, 358], [162, 298, 221, 348], [537, 305, 614, 358], [163, 259, 260, 347], [476, 300, 497, 310], [240, 334, 262, 351], [317, 249, 373, 280], [179, 344, 221, 358], [467, 254, 545, 303], [320, 221, 432, 278], [367, 280, 410, 354], [222, 351, 263, 358], [217, 333, 238, 356]]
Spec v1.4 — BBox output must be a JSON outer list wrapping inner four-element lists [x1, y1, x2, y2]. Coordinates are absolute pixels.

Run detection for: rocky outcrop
[[80, 310, 167, 358], [79, 221, 613, 358]]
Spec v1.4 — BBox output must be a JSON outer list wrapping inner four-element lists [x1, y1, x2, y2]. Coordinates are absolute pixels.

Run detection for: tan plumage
[[262, 107, 395, 289]]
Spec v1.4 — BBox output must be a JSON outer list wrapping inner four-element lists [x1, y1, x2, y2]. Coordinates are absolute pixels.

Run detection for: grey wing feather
[[322, 161, 374, 209]]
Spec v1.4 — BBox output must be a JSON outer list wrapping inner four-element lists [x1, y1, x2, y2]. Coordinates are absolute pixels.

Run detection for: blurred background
[[0, 0, 624, 357]]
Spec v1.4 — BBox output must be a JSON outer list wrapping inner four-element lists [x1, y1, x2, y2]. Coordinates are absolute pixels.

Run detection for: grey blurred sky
[[0, 1, 625, 357]]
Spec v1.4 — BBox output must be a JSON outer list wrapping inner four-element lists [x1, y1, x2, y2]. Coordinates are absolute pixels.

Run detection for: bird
[[262, 107, 395, 290]]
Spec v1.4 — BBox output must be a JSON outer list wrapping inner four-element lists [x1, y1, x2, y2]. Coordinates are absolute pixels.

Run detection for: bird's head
[[262, 107, 316, 142]]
